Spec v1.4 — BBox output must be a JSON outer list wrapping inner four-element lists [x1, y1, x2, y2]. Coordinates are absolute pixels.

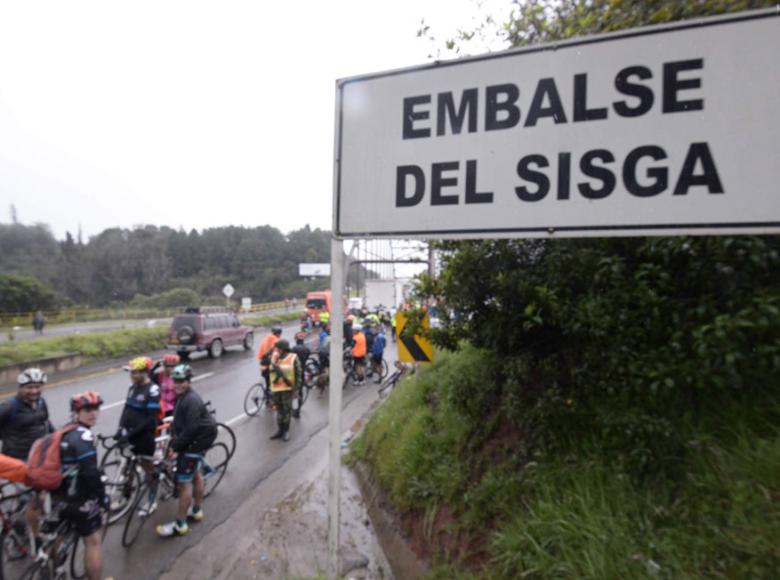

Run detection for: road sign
[[299, 263, 331, 276], [222, 284, 234, 298], [241, 297, 252, 311], [395, 312, 434, 363], [334, 10, 780, 239]]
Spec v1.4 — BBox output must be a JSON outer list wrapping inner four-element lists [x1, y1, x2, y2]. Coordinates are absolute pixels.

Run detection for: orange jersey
[[352, 331, 367, 358], [257, 334, 279, 365]]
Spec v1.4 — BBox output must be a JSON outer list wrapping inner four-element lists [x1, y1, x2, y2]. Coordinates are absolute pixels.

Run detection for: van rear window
[[173, 315, 200, 331]]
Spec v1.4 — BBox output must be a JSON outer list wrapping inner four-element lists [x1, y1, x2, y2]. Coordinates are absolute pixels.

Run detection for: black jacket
[[0, 396, 53, 459], [60, 424, 105, 502], [292, 343, 311, 366], [171, 388, 216, 453]]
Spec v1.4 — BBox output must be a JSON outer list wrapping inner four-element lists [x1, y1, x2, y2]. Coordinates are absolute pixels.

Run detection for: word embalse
[[396, 58, 724, 207]]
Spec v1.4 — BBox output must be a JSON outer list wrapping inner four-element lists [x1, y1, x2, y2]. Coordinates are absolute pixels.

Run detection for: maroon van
[[166, 307, 253, 360]]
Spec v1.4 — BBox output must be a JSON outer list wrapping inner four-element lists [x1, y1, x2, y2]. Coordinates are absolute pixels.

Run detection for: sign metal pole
[[327, 238, 345, 579]]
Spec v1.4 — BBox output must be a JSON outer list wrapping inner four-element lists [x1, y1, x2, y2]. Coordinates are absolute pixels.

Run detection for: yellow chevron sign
[[395, 312, 433, 363]]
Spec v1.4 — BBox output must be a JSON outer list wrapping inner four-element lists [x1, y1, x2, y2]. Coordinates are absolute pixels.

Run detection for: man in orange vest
[[351, 324, 367, 386], [268, 340, 302, 442], [257, 325, 282, 390]]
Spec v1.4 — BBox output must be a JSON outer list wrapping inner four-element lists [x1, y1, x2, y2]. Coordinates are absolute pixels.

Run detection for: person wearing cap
[[268, 340, 302, 441], [156, 364, 217, 538], [0, 367, 53, 547], [61, 391, 107, 580], [257, 325, 282, 391], [351, 325, 367, 385], [117, 357, 161, 489]]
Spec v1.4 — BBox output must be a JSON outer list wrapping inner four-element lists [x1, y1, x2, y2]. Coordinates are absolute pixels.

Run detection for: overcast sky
[[0, 0, 508, 240]]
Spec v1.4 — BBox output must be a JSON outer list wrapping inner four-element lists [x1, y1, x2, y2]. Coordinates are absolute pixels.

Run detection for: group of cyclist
[[0, 353, 217, 580]]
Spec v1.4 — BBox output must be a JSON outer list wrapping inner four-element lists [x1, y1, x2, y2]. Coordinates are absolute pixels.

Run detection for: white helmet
[[17, 368, 47, 385]]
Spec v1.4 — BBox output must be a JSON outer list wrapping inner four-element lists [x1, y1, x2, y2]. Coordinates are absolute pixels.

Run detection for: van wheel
[[243, 333, 254, 350], [209, 339, 224, 359]]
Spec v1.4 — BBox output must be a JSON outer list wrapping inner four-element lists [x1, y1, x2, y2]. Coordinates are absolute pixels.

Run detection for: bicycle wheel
[[243, 383, 267, 416], [202, 443, 229, 498], [380, 358, 389, 380], [215, 423, 237, 459], [20, 559, 54, 580], [121, 480, 156, 548], [103, 459, 143, 525]]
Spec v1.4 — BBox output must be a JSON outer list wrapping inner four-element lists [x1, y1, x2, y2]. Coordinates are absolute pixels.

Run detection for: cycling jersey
[[59, 424, 105, 537], [352, 331, 367, 358], [119, 381, 161, 441], [0, 395, 53, 459]]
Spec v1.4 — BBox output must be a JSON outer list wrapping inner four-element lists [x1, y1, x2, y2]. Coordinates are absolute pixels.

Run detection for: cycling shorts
[[353, 356, 366, 366], [129, 432, 156, 457], [371, 354, 383, 365], [176, 452, 204, 482], [63, 500, 103, 537]]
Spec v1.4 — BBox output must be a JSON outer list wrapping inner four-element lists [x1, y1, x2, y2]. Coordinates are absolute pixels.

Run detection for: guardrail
[[1, 298, 304, 328]]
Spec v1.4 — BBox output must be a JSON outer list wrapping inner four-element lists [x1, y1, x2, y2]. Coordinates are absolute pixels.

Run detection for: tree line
[[0, 221, 336, 312]]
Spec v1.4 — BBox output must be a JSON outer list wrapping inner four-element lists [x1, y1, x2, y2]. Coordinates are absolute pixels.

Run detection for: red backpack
[[26, 423, 80, 491]]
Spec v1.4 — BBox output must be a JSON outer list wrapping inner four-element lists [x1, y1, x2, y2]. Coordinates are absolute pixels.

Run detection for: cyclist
[[291, 333, 311, 419], [257, 325, 282, 390], [117, 357, 161, 495], [370, 323, 386, 384], [0, 368, 53, 549], [268, 340, 302, 442], [351, 324, 367, 385], [153, 354, 181, 417], [60, 391, 107, 580], [156, 364, 217, 538]]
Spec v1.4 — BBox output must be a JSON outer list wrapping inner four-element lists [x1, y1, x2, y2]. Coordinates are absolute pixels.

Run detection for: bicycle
[[243, 380, 273, 416], [379, 361, 412, 395], [0, 484, 34, 580], [121, 435, 230, 548], [98, 435, 146, 526], [19, 496, 107, 580]]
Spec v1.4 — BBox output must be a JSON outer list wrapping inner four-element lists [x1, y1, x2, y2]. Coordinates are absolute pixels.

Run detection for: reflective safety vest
[[257, 334, 279, 369], [270, 352, 298, 392], [320, 311, 331, 324]]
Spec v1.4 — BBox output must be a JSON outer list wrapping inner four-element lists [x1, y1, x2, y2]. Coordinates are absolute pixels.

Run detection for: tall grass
[[351, 344, 780, 579]]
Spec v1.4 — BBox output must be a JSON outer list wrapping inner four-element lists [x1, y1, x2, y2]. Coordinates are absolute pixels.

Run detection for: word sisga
[[395, 58, 724, 207]]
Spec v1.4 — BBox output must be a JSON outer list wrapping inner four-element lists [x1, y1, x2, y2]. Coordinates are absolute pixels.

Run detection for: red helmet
[[70, 391, 104, 412], [294, 332, 307, 343], [163, 354, 181, 366]]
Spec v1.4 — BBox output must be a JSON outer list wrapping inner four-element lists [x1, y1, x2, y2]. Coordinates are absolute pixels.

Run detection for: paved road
[[2, 322, 396, 579], [0, 307, 299, 343]]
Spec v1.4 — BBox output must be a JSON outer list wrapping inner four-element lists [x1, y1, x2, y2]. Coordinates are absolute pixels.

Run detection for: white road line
[[225, 412, 249, 427], [101, 372, 216, 411]]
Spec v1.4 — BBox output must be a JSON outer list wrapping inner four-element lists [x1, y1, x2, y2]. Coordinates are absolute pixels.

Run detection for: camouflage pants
[[273, 390, 293, 430]]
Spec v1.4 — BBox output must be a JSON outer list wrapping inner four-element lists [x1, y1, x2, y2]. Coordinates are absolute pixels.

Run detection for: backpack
[[26, 423, 79, 491]]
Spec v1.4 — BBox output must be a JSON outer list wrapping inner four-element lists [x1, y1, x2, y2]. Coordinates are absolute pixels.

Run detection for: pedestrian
[[33, 310, 45, 335], [291, 333, 311, 419], [371, 324, 386, 383], [153, 354, 181, 417], [268, 339, 302, 442]]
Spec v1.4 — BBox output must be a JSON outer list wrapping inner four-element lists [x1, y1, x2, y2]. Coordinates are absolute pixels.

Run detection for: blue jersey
[[372, 331, 386, 357]]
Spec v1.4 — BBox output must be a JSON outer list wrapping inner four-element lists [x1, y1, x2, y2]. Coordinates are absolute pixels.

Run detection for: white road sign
[[334, 10, 780, 239], [222, 284, 235, 298], [299, 263, 331, 276]]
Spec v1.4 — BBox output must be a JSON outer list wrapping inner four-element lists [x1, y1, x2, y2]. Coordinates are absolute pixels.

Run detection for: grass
[[243, 311, 304, 328], [350, 344, 780, 579], [0, 327, 168, 367]]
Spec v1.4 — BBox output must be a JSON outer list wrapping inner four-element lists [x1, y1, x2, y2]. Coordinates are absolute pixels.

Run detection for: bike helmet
[[125, 356, 153, 372], [163, 354, 181, 366], [70, 391, 104, 412], [17, 367, 47, 385], [271, 325, 283, 336], [294, 332, 306, 344], [171, 364, 194, 381], [275, 339, 291, 353]]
